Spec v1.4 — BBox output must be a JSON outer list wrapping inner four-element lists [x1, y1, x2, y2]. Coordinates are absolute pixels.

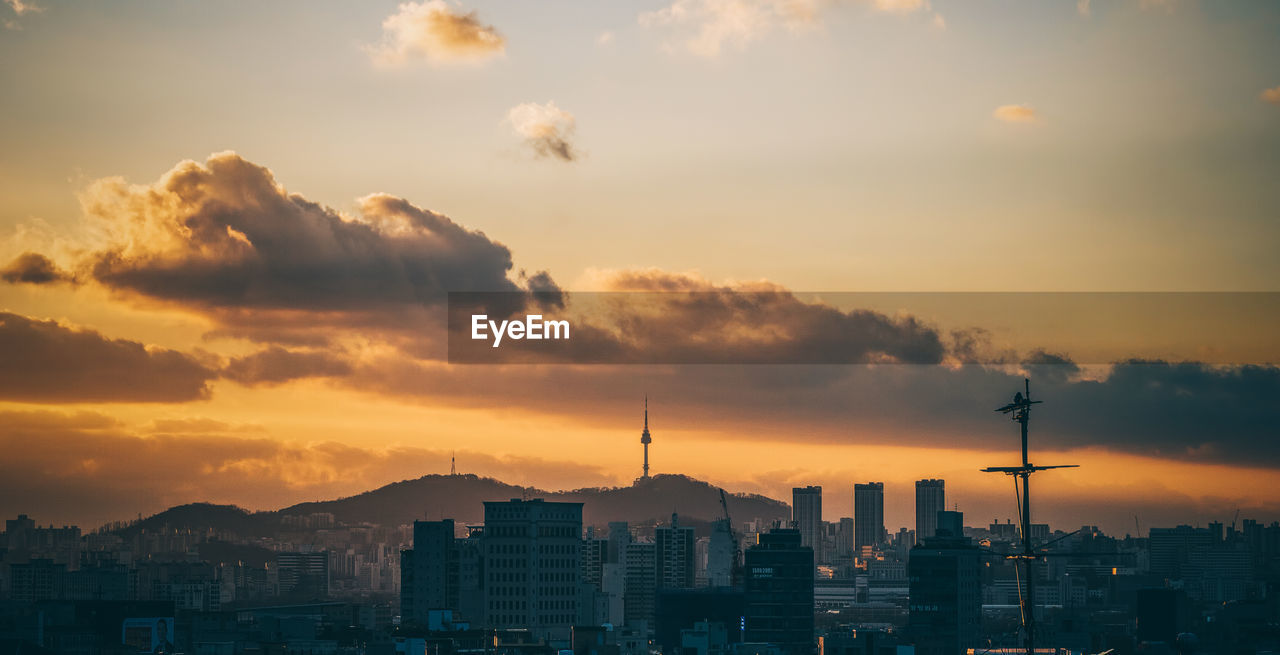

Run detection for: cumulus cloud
[[639, 0, 819, 57], [368, 0, 505, 67], [0, 312, 216, 403], [449, 270, 949, 365], [55, 153, 549, 338], [1077, 0, 1091, 17], [1262, 85, 1280, 106], [994, 104, 1037, 123], [223, 346, 353, 386], [508, 101, 580, 162], [1, 252, 75, 285]]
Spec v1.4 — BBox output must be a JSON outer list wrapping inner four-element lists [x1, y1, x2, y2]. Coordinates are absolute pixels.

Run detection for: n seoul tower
[[641, 396, 652, 478]]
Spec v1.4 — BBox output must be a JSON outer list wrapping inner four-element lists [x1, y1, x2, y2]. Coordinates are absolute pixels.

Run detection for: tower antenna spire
[[982, 378, 1078, 655], [640, 395, 652, 479]]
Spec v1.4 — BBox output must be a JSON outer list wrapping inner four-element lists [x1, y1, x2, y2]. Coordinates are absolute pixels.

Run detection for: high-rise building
[[482, 499, 583, 640], [792, 486, 823, 563], [908, 510, 980, 655], [914, 479, 945, 545], [853, 482, 885, 555], [707, 518, 736, 587], [656, 513, 696, 590], [744, 529, 814, 655], [836, 517, 855, 561], [582, 536, 608, 591], [624, 541, 658, 630], [401, 520, 458, 627]]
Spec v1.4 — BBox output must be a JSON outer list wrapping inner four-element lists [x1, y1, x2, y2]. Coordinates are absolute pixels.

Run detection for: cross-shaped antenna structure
[[981, 378, 1078, 655]]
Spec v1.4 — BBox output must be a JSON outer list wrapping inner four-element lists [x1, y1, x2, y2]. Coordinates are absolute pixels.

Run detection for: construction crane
[[719, 488, 743, 586]]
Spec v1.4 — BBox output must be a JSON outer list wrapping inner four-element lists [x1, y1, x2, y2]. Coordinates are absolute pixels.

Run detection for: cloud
[[1077, 0, 1091, 17], [507, 101, 580, 162], [2, 0, 39, 15], [870, 0, 924, 13], [596, 31, 615, 46], [1, 252, 75, 285], [639, 0, 819, 57], [994, 104, 1037, 123], [368, 0, 505, 67], [0, 410, 615, 528], [0, 312, 216, 403], [223, 346, 353, 386], [1261, 86, 1280, 106], [55, 152, 549, 338]]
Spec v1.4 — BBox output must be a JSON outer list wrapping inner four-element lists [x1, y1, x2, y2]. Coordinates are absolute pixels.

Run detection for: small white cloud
[[367, 0, 506, 67], [596, 30, 615, 46], [1077, 0, 1091, 17], [508, 102, 580, 162], [638, 0, 819, 58], [993, 104, 1037, 123], [1261, 85, 1280, 106]]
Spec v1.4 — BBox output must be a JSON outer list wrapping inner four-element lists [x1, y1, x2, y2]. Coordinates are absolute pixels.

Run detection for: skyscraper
[[744, 529, 814, 655], [908, 510, 980, 655], [853, 482, 885, 555], [624, 541, 657, 629], [656, 513, 696, 590], [915, 479, 945, 545], [791, 486, 822, 563], [401, 519, 458, 627], [482, 499, 583, 640]]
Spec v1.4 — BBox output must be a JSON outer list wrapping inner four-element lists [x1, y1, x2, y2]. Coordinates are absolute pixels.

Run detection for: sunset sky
[[1, 0, 1278, 535]]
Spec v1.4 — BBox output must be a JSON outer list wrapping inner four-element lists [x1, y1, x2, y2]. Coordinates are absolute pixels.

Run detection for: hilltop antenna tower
[[981, 379, 1077, 655], [450, 452, 456, 476], [641, 395, 652, 478]]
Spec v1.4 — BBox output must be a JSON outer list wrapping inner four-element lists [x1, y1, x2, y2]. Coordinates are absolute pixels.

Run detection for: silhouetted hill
[[114, 474, 790, 537], [117, 502, 268, 538], [276, 473, 789, 528]]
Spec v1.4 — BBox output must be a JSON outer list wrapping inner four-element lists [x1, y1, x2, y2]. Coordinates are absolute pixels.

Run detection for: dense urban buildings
[[2, 477, 1280, 654]]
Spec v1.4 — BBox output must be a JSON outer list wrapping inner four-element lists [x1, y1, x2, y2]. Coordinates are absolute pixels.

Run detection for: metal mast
[[981, 379, 1077, 655], [641, 395, 652, 478]]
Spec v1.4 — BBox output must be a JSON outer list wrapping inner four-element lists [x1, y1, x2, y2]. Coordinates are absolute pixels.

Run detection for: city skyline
[[2, 0, 1279, 541]]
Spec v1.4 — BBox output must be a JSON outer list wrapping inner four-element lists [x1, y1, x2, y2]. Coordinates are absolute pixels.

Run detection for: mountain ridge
[[114, 473, 790, 537]]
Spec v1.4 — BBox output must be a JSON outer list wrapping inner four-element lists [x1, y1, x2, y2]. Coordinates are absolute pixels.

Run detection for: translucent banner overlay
[[447, 291, 1279, 365]]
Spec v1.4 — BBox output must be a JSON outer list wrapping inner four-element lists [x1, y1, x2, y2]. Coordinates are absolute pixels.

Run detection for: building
[[277, 551, 330, 598], [655, 588, 745, 653], [656, 513, 696, 591], [744, 529, 814, 655], [583, 536, 608, 591], [483, 498, 583, 641], [401, 519, 460, 627], [853, 483, 885, 555], [791, 487, 823, 564], [1148, 525, 1216, 580], [835, 518, 855, 562], [914, 480, 945, 545], [908, 511, 979, 655], [707, 518, 736, 587], [624, 541, 657, 630]]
